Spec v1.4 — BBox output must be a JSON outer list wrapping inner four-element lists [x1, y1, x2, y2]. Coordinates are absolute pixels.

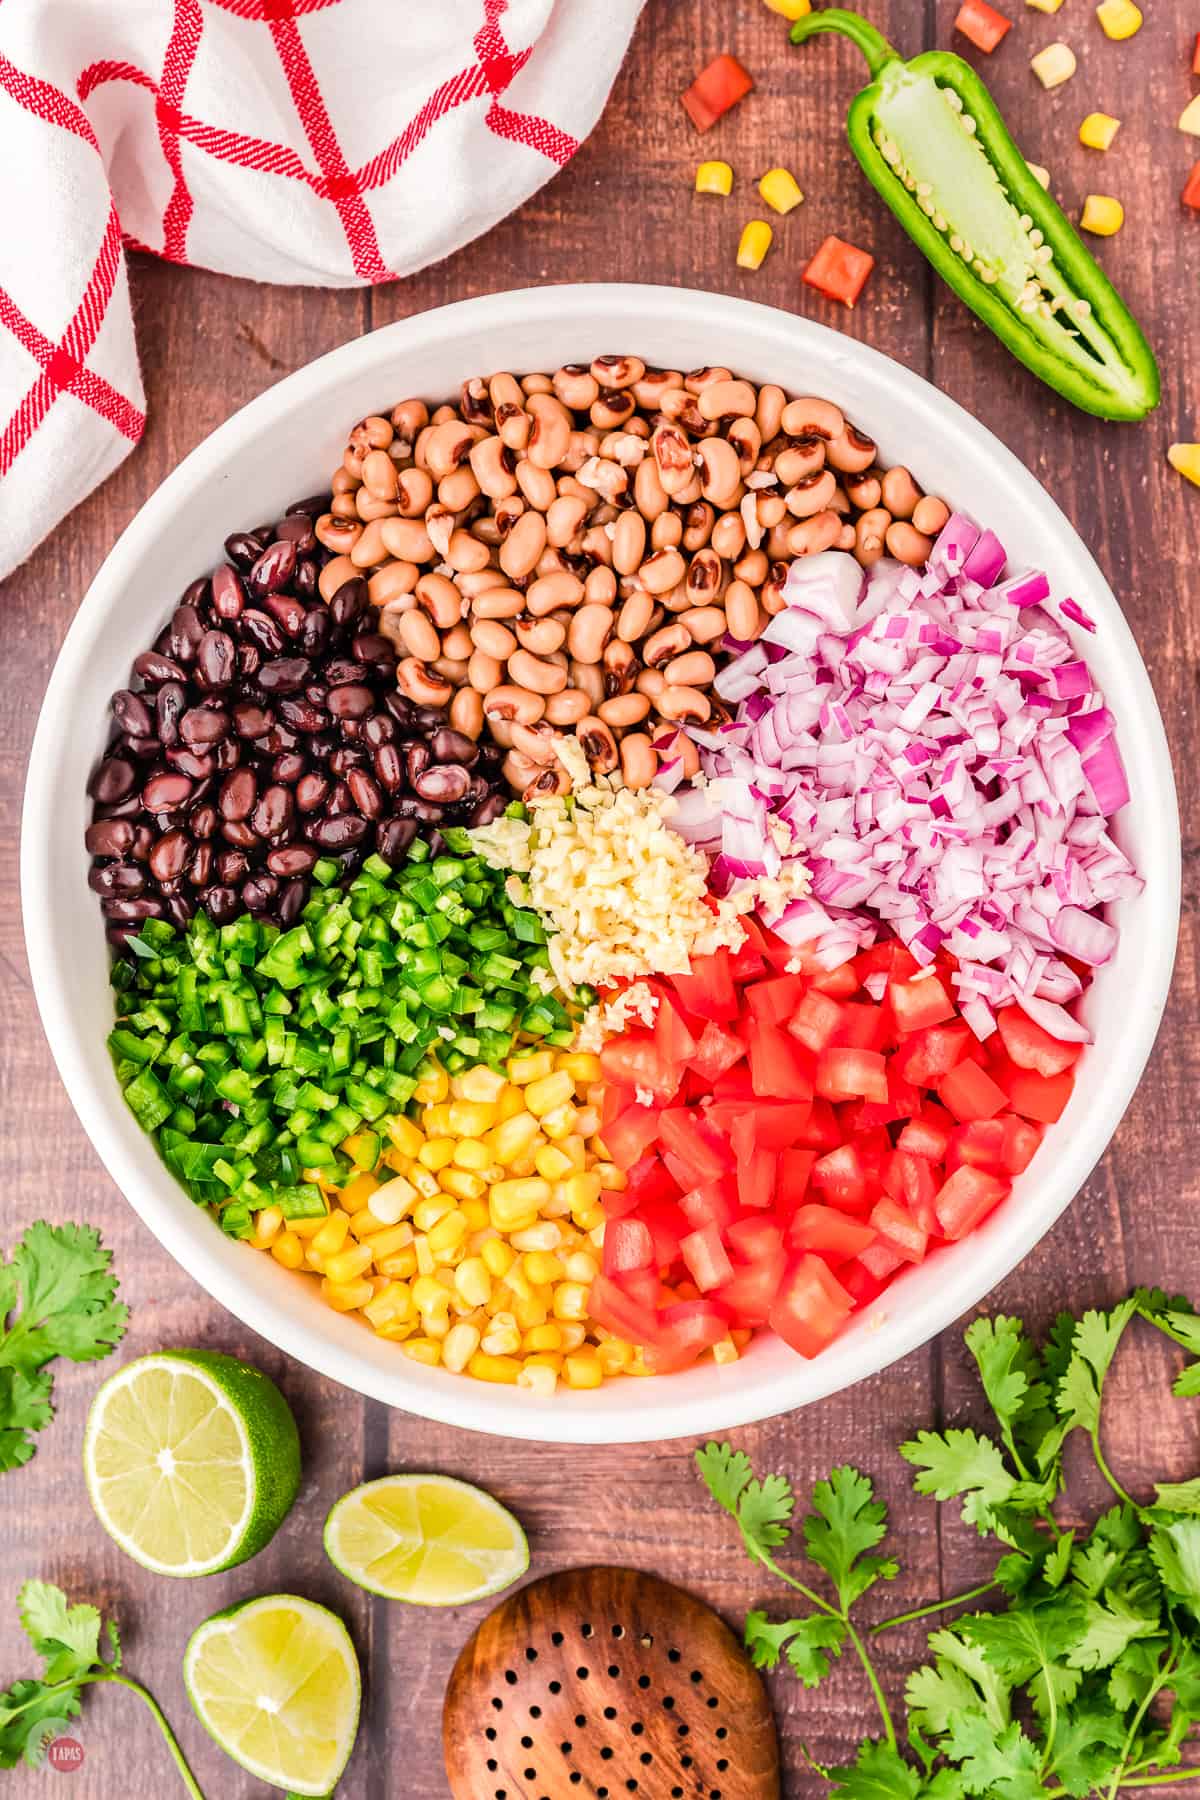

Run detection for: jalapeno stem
[[789, 8, 899, 79]]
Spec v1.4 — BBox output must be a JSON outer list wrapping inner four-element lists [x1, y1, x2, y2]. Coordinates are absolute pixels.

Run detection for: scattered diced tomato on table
[[681, 54, 754, 132], [802, 236, 876, 308], [953, 0, 1012, 54], [591, 922, 1083, 1373]]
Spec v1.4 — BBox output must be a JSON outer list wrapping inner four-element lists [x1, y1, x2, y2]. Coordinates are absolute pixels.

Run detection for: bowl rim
[[21, 281, 1181, 1443]]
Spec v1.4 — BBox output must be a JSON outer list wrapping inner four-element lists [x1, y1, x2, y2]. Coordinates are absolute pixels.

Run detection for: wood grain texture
[[1, 2, 1197, 1794], [443, 1566, 780, 1800]]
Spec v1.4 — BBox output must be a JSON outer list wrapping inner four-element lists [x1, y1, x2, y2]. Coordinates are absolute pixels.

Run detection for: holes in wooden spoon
[[611, 1623, 625, 1638], [582, 1621, 594, 1638], [607, 1664, 621, 1678], [524, 1646, 538, 1662], [667, 1648, 681, 1663], [503, 1669, 518, 1686], [551, 1631, 564, 1646]]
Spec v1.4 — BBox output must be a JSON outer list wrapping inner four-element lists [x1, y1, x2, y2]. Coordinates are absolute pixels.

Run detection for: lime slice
[[184, 1593, 360, 1796], [82, 1349, 300, 1577], [323, 1473, 528, 1606]]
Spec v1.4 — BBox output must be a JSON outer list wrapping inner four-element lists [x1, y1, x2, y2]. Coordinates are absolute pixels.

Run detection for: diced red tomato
[[777, 1148, 817, 1211], [954, 0, 1012, 53], [811, 1143, 871, 1212], [726, 1217, 784, 1265], [890, 974, 956, 1033], [740, 1100, 815, 1150], [947, 1119, 1009, 1173], [935, 1166, 1010, 1240], [588, 1272, 662, 1344], [896, 1108, 953, 1161], [669, 948, 739, 1022], [736, 1146, 777, 1211], [786, 948, 860, 997], [681, 53, 753, 132], [600, 1032, 679, 1103], [882, 1150, 938, 1230], [769, 1255, 854, 1358], [996, 1006, 1084, 1077], [746, 973, 807, 1026], [1001, 1115, 1043, 1175], [789, 988, 843, 1054], [653, 988, 698, 1066], [991, 1056, 1076, 1124], [868, 1197, 929, 1264], [795, 1098, 841, 1150], [658, 1109, 733, 1188], [803, 235, 875, 309], [854, 940, 920, 984], [688, 1019, 745, 1082], [815, 1047, 888, 1104], [787, 1205, 876, 1261], [841, 1258, 889, 1307], [857, 1239, 907, 1282], [713, 1256, 785, 1328], [712, 1062, 756, 1105], [602, 1102, 661, 1170], [938, 1059, 1009, 1123], [678, 1177, 738, 1234], [680, 1225, 734, 1294], [603, 1217, 654, 1277], [644, 1301, 731, 1373], [747, 1020, 814, 1101], [893, 1022, 972, 1086], [727, 917, 769, 982], [1186, 161, 1200, 212], [833, 1003, 889, 1051]]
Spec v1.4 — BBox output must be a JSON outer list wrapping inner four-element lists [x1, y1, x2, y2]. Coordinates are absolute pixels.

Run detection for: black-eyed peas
[[321, 363, 951, 794]]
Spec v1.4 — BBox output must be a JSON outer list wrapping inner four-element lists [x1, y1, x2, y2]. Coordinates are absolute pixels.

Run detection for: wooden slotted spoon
[[443, 1564, 780, 1800]]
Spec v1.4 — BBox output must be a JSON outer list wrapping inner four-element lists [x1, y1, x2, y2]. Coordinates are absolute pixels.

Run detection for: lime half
[[82, 1349, 300, 1577], [184, 1593, 360, 1796], [323, 1473, 528, 1606]]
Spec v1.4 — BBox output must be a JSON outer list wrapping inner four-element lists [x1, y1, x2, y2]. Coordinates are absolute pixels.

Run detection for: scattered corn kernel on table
[[4, 2, 1200, 1793]]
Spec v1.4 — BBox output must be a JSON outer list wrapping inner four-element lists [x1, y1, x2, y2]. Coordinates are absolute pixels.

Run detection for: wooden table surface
[[3, 3, 1198, 1795]]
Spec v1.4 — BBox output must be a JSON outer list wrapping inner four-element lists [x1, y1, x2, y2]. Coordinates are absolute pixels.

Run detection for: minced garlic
[[574, 980, 660, 1053], [469, 772, 749, 990]]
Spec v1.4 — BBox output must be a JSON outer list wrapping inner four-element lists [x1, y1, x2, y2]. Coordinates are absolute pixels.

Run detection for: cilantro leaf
[[941, 1713, 1050, 1798], [1149, 1520, 1200, 1623], [803, 1466, 897, 1611], [899, 1427, 1016, 1531], [1153, 1478, 1200, 1515], [695, 1442, 753, 1517], [1068, 1584, 1162, 1670], [906, 1627, 1011, 1737], [0, 1224, 127, 1474], [1054, 1301, 1138, 1437], [827, 1739, 927, 1799], [1048, 1699, 1127, 1798], [17, 1582, 101, 1685], [964, 1315, 1054, 1468], [744, 1609, 846, 1686], [1108, 1636, 1168, 1711], [695, 1442, 793, 1564]]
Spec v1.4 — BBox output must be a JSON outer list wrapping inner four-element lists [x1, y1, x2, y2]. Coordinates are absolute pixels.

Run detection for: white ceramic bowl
[[22, 284, 1180, 1444]]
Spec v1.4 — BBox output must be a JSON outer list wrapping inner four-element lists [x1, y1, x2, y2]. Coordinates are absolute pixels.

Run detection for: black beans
[[87, 497, 509, 938]]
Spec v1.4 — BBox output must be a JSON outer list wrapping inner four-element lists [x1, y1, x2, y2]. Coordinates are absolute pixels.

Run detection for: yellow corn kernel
[[385, 1114, 425, 1159], [564, 1351, 603, 1390], [573, 1106, 602, 1139], [288, 1215, 325, 1239], [712, 1335, 741, 1366], [517, 1362, 559, 1396], [694, 159, 734, 197], [337, 1171, 380, 1216], [401, 1337, 442, 1366], [1026, 0, 1063, 10], [324, 1241, 375, 1286], [467, 1351, 521, 1384], [534, 1142, 574, 1182], [448, 1100, 499, 1137], [413, 1061, 449, 1104], [270, 1229, 304, 1270], [461, 1197, 491, 1232], [1181, 96, 1200, 138], [557, 1050, 602, 1085], [414, 1238, 435, 1277], [540, 1103, 578, 1141], [439, 1167, 487, 1205], [494, 1084, 527, 1122], [597, 1337, 634, 1376], [523, 1322, 564, 1353], [522, 1251, 564, 1287], [513, 1293, 550, 1331], [1080, 193, 1123, 235], [364, 1174, 417, 1226], [321, 1276, 375, 1312], [511, 1221, 562, 1253], [1031, 43, 1076, 88], [737, 220, 773, 270], [763, 0, 810, 15], [427, 1210, 469, 1260], [1080, 112, 1120, 150], [490, 1177, 551, 1231], [458, 1065, 508, 1104], [1026, 161, 1052, 189], [564, 1250, 599, 1284], [480, 1313, 522, 1356], [411, 1195, 452, 1234], [413, 1273, 451, 1313], [421, 1101, 453, 1135], [481, 1238, 517, 1279], [248, 1206, 283, 1251], [558, 1171, 602, 1214], [451, 1136, 491, 1172], [367, 1222, 415, 1260], [407, 1165, 441, 1202], [758, 166, 804, 214], [417, 1136, 455, 1173], [442, 1322, 482, 1373], [376, 1246, 418, 1280], [1096, 0, 1141, 37], [455, 1257, 493, 1308], [349, 1207, 393, 1240], [363, 1282, 415, 1330], [489, 1111, 542, 1166], [523, 1071, 574, 1117], [1168, 444, 1200, 488], [552, 1282, 590, 1323], [593, 1162, 626, 1191], [523, 1350, 564, 1372], [303, 1249, 326, 1276], [311, 1209, 351, 1259], [560, 1135, 588, 1170], [508, 1050, 556, 1085]]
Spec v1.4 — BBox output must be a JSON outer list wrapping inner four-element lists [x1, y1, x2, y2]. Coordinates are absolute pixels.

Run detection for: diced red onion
[[1015, 991, 1093, 1043]]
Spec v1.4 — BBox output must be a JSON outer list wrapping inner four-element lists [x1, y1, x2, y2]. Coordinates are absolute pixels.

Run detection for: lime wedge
[[184, 1593, 360, 1796], [82, 1349, 300, 1577], [323, 1473, 528, 1606]]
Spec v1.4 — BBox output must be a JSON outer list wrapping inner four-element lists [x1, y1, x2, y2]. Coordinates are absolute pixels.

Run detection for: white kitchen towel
[[0, 0, 645, 581]]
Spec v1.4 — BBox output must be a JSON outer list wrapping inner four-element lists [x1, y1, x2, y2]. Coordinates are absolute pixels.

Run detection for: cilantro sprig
[[698, 1293, 1200, 1797], [0, 1582, 203, 1794], [0, 1224, 128, 1472]]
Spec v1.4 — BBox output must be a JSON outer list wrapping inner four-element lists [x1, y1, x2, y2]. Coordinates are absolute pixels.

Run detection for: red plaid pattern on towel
[[0, 0, 643, 579]]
